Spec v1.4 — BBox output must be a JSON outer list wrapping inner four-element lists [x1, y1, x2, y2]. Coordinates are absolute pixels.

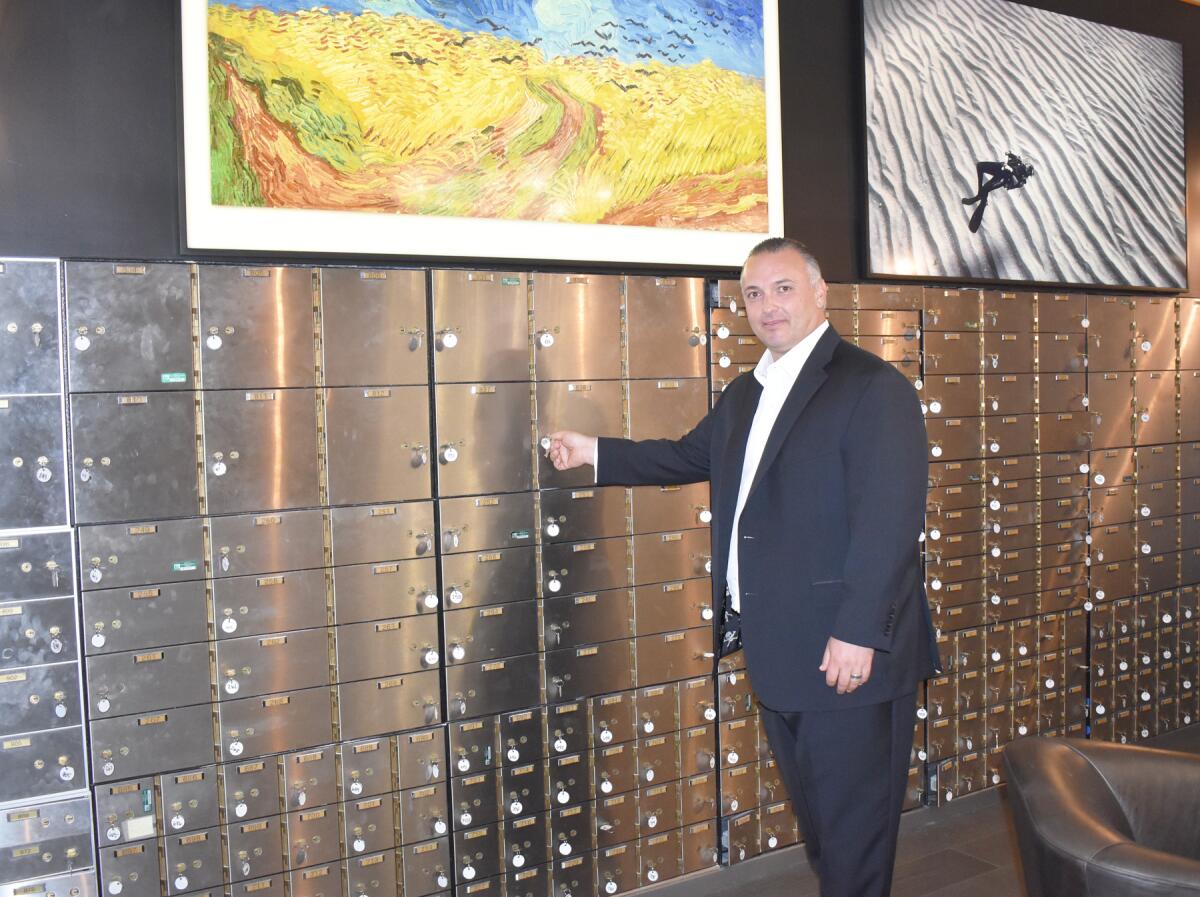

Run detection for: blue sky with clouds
[[215, 0, 765, 77]]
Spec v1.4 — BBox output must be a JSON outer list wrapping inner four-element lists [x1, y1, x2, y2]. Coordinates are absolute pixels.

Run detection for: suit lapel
[[745, 326, 841, 500]]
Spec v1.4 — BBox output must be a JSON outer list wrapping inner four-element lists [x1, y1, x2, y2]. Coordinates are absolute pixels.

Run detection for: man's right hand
[[546, 431, 598, 471]]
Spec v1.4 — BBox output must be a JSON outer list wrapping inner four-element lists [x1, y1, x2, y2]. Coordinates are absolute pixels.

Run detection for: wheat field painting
[[205, 0, 770, 237]]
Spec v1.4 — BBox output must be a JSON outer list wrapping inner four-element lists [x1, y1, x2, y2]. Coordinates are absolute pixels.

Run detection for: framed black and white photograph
[[864, 0, 1186, 290]]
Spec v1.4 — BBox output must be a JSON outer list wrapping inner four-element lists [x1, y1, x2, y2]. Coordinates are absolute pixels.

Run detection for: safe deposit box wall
[[1, 257, 1197, 897]]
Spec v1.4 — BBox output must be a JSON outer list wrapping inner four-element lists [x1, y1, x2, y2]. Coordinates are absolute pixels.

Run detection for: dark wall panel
[[0, 0, 1196, 290]]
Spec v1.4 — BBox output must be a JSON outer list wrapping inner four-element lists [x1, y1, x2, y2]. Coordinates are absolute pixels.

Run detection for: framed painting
[[181, 0, 782, 266], [863, 0, 1186, 290]]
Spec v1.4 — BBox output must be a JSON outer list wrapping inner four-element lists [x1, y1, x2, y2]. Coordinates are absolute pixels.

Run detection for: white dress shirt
[[726, 320, 829, 611]]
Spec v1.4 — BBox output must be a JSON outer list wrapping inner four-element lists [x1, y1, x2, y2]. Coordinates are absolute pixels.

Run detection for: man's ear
[[815, 279, 828, 309]]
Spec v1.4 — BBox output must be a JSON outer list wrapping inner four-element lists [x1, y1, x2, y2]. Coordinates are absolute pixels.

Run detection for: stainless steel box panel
[[982, 332, 1036, 374], [1091, 447, 1137, 488], [929, 482, 986, 515], [1133, 297, 1177, 371], [325, 386, 432, 505], [69, 390, 198, 523], [982, 290, 1034, 332], [86, 643, 210, 718], [924, 332, 981, 377], [66, 261, 193, 393], [681, 819, 719, 872], [99, 839, 159, 897], [923, 289, 982, 332], [451, 769, 500, 829], [540, 487, 626, 545], [712, 304, 754, 339], [632, 530, 711, 585], [226, 814, 285, 881], [218, 686, 334, 762], [159, 765, 220, 834], [1036, 293, 1086, 332], [230, 876, 286, 897], [0, 394, 67, 528], [504, 811, 550, 871], [1093, 485, 1136, 526], [0, 795, 93, 883], [223, 755, 282, 823], [454, 823, 502, 884], [1137, 444, 1179, 484], [718, 717, 757, 769], [336, 615, 440, 680], [549, 753, 592, 808], [639, 780, 680, 833], [332, 557, 439, 624], [197, 265, 315, 389], [637, 734, 680, 787], [720, 763, 758, 816], [536, 381, 623, 489], [341, 736, 393, 800], [401, 837, 453, 896], [216, 628, 330, 700], [859, 283, 924, 311], [982, 374, 1035, 415], [1138, 481, 1179, 520], [546, 701, 588, 756], [545, 641, 634, 702], [399, 782, 450, 844], [441, 542, 535, 613], [983, 414, 1035, 458], [0, 531, 74, 601], [440, 492, 537, 554], [500, 708, 545, 766], [212, 568, 328, 640], [634, 579, 715, 636], [713, 335, 766, 368], [634, 629, 711, 687], [449, 717, 499, 775], [1140, 553, 1180, 595], [680, 725, 717, 777], [201, 388, 320, 515], [330, 501, 436, 566], [337, 670, 442, 741], [396, 728, 445, 790], [285, 804, 340, 869], [1037, 332, 1087, 373], [641, 829, 683, 886], [444, 600, 539, 665], [163, 826, 223, 895], [501, 761, 546, 816], [447, 654, 541, 721], [851, 336, 920, 369], [431, 270, 528, 384], [596, 841, 639, 895], [1038, 373, 1087, 413], [927, 416, 984, 462], [543, 538, 628, 597], [1183, 374, 1200, 442], [858, 308, 920, 338], [548, 802, 594, 860], [920, 375, 980, 418], [1134, 371, 1177, 446], [594, 742, 637, 799], [1041, 494, 1088, 524], [630, 483, 711, 536], [531, 274, 622, 382], [591, 693, 635, 748], [320, 267, 427, 387], [90, 703, 212, 783], [627, 379, 708, 442], [209, 508, 324, 578], [434, 383, 533, 497], [291, 860, 346, 897], [635, 684, 678, 737], [759, 802, 798, 853], [0, 595, 76, 669], [625, 277, 706, 379], [1039, 412, 1091, 454], [679, 677, 717, 729], [543, 589, 633, 651], [0, 259, 59, 394], [79, 518, 205, 590], [1092, 561, 1137, 603]]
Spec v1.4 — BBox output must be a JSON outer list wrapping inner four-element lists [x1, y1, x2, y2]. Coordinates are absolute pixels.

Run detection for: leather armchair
[[1004, 736, 1200, 896]]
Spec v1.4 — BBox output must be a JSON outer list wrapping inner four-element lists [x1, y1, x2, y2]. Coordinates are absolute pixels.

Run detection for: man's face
[[739, 248, 828, 357]]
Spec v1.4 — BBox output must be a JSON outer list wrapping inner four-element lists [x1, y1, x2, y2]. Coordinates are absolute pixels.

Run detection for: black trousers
[[758, 690, 917, 897]]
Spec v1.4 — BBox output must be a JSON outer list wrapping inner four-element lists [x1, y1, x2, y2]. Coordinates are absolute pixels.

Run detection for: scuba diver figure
[[962, 152, 1035, 233]]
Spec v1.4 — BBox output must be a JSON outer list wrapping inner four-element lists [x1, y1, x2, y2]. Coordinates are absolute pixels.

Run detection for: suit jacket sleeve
[[831, 366, 928, 651], [594, 389, 727, 487]]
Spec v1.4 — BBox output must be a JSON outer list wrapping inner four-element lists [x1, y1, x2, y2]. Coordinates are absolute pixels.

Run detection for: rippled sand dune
[[865, 0, 1185, 288]]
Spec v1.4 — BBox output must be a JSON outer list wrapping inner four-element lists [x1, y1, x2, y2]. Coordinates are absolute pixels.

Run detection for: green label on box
[[172, 560, 198, 572], [511, 530, 531, 540], [161, 372, 188, 384], [501, 277, 521, 286]]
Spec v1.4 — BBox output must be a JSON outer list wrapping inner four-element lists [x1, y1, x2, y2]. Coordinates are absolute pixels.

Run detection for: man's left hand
[[820, 637, 875, 694]]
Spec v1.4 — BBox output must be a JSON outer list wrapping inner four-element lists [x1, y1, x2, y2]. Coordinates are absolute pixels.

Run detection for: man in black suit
[[547, 238, 939, 896]]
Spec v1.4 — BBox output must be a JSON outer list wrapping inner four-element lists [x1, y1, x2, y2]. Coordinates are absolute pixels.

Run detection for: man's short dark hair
[[746, 237, 824, 286]]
